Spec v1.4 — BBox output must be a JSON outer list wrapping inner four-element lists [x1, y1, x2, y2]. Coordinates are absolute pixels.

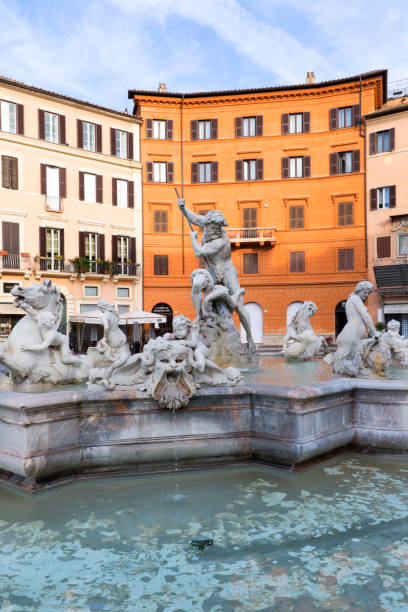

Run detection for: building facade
[[0, 77, 142, 340], [129, 71, 386, 343], [366, 102, 408, 333]]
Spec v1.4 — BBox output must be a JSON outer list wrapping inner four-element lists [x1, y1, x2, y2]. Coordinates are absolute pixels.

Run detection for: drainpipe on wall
[[180, 93, 185, 274], [360, 75, 368, 269]]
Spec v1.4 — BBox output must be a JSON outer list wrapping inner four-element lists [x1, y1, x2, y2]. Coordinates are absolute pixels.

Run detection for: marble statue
[[325, 281, 389, 377], [380, 319, 408, 365], [178, 199, 256, 355], [283, 301, 328, 360], [0, 280, 88, 389]]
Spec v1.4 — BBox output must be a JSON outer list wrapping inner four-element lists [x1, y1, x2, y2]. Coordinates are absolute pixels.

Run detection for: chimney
[[306, 72, 315, 84], [158, 82, 167, 93]]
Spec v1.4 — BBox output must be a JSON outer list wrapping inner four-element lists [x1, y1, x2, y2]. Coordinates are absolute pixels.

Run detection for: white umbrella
[[69, 309, 166, 325]]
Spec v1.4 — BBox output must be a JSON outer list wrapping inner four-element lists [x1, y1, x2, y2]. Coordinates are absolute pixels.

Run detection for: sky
[[0, 0, 406, 112]]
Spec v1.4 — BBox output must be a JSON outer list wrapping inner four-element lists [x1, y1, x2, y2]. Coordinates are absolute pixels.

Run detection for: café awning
[[69, 309, 166, 325], [0, 303, 25, 316]]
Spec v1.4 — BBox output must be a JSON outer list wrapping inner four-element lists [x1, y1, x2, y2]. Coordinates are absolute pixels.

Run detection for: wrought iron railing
[[226, 227, 276, 242], [113, 262, 139, 276], [0, 254, 31, 270], [45, 195, 62, 211]]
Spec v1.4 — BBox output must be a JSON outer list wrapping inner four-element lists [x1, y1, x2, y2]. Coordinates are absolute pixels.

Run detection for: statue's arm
[[354, 296, 377, 336], [178, 200, 205, 228], [22, 330, 55, 352], [191, 235, 223, 257]]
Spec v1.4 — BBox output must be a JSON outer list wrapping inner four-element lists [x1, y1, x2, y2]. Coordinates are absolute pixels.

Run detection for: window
[[110, 128, 133, 160], [190, 119, 217, 140], [77, 120, 101, 152], [290, 251, 305, 273], [243, 208, 257, 228], [40, 164, 66, 211], [0, 101, 16, 133], [370, 129, 395, 154], [236, 159, 263, 181], [329, 150, 360, 175], [112, 235, 136, 273], [370, 185, 396, 210], [146, 119, 173, 140], [39, 227, 64, 271], [153, 120, 166, 139], [2, 222, 19, 266], [235, 115, 263, 137], [338, 248, 354, 271], [281, 112, 310, 134], [80, 303, 98, 313], [329, 105, 360, 129], [398, 234, 408, 257], [1, 156, 18, 190], [154, 210, 168, 233], [376, 236, 391, 259], [78, 232, 105, 271], [117, 237, 129, 263], [117, 304, 130, 314], [83, 122, 95, 151], [84, 286, 98, 297], [191, 161, 218, 183], [3, 283, 15, 294], [146, 161, 174, 183], [289, 206, 304, 229], [154, 254, 168, 275], [79, 172, 102, 203], [243, 253, 258, 274], [338, 202, 354, 226], [85, 233, 98, 262], [112, 178, 134, 208], [282, 156, 310, 178], [117, 287, 130, 298], [45, 112, 59, 143]]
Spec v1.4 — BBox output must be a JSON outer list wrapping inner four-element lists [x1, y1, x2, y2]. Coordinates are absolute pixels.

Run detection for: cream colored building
[[0, 76, 142, 341], [366, 101, 408, 331]]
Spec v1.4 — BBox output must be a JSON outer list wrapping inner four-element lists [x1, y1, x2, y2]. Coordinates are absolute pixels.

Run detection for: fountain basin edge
[[0, 379, 407, 492]]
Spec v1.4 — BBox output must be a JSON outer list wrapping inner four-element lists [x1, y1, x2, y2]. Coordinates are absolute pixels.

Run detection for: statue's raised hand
[[178, 198, 185, 209], [190, 231, 199, 240]]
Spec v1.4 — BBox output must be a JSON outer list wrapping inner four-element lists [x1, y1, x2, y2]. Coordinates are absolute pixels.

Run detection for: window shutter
[[256, 158, 263, 180], [389, 127, 395, 151], [211, 161, 218, 183], [59, 167, 66, 198], [59, 115, 66, 145], [130, 237, 136, 263], [39, 227, 46, 257], [370, 188, 377, 211], [78, 232, 86, 257], [235, 160, 244, 181], [110, 128, 116, 155], [191, 120, 198, 140], [369, 132, 377, 155], [166, 162, 174, 184], [96, 124, 102, 152], [79, 171, 84, 201], [256, 115, 263, 136], [303, 156, 311, 177], [166, 119, 173, 140], [146, 161, 153, 182], [17, 104, 24, 135], [128, 180, 134, 208], [2, 156, 10, 189], [38, 109, 45, 139], [338, 249, 345, 270], [96, 174, 103, 203], [211, 118, 218, 139], [329, 108, 337, 130], [98, 234, 105, 260], [10, 157, 18, 189], [303, 112, 310, 133], [389, 185, 396, 208], [281, 157, 289, 178], [352, 149, 360, 173], [59, 229, 65, 256], [127, 132, 134, 160], [235, 117, 243, 137], [243, 208, 257, 227], [281, 113, 289, 134], [77, 119, 83, 148], [243, 253, 258, 274], [40, 164, 46, 194], [352, 104, 360, 127], [191, 162, 198, 183], [329, 152, 338, 175], [112, 235, 118, 261], [154, 254, 168, 275], [146, 119, 153, 138], [112, 178, 117, 206], [338, 248, 354, 271], [290, 251, 305, 273], [377, 236, 391, 259]]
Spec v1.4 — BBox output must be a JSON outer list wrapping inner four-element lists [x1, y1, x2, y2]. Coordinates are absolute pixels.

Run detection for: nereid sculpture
[[380, 319, 408, 365], [283, 301, 328, 360]]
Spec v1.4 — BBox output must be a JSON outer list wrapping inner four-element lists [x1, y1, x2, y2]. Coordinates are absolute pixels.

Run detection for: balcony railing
[[0, 253, 31, 271], [36, 257, 75, 273], [113, 262, 139, 276], [45, 195, 62, 211], [226, 226, 276, 246]]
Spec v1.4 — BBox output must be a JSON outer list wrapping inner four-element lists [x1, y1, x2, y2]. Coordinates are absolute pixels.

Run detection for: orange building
[[129, 70, 387, 343]]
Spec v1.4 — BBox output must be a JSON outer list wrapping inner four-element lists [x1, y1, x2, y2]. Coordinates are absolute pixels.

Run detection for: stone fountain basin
[[0, 375, 407, 492]]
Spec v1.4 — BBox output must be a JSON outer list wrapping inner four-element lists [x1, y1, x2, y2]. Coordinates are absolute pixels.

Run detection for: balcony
[[226, 227, 276, 248], [0, 253, 32, 277], [113, 262, 140, 278], [45, 195, 62, 211]]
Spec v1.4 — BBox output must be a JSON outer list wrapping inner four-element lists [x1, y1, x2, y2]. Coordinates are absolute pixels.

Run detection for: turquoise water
[[0, 454, 407, 610]]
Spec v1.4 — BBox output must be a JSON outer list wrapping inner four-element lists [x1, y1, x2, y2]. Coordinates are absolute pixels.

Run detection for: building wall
[[0, 79, 143, 332], [366, 105, 408, 323], [134, 73, 385, 341]]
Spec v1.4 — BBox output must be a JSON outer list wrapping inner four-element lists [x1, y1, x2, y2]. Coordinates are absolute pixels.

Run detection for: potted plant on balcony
[[72, 256, 90, 273], [102, 260, 112, 274]]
